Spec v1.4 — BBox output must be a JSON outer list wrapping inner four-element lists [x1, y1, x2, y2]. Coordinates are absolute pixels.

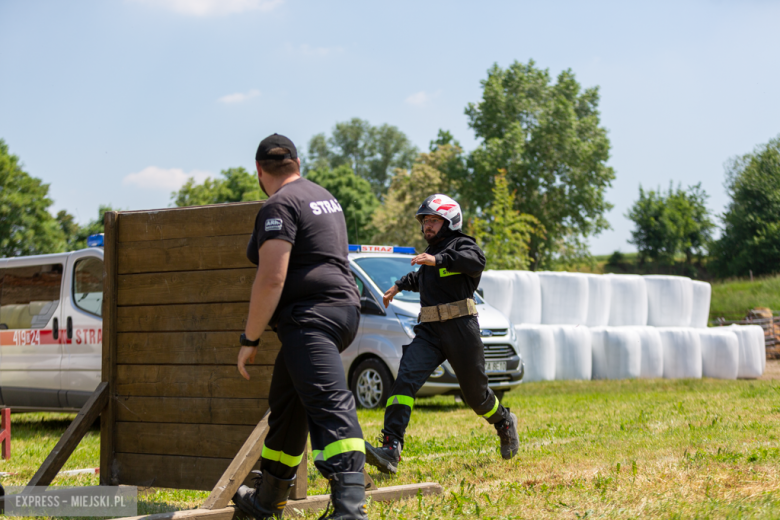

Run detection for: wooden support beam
[[27, 382, 109, 487], [110, 482, 443, 520], [101, 211, 119, 486], [363, 468, 378, 491], [201, 410, 270, 510]]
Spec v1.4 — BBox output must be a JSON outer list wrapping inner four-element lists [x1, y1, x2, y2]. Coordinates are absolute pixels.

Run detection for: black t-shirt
[[246, 178, 360, 320]]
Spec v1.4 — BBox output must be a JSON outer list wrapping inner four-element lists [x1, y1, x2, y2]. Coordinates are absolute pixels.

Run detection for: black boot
[[364, 435, 401, 474], [232, 469, 295, 519], [318, 472, 368, 520], [495, 408, 519, 460]]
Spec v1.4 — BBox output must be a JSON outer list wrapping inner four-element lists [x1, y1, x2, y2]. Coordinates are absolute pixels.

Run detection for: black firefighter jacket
[[394, 231, 486, 307]]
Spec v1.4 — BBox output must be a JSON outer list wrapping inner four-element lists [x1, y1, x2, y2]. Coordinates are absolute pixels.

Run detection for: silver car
[[341, 248, 524, 409]]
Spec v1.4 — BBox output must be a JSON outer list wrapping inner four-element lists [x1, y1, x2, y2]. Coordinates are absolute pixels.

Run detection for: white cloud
[[122, 167, 212, 191], [128, 0, 284, 17], [218, 89, 261, 104], [405, 90, 442, 107]]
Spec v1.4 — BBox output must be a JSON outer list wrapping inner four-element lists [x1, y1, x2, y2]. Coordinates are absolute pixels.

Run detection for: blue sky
[[1, 0, 778, 254]]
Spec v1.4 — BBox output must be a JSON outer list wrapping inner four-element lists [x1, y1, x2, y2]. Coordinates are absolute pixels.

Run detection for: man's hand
[[237, 346, 258, 380], [383, 285, 400, 308], [411, 253, 436, 267]]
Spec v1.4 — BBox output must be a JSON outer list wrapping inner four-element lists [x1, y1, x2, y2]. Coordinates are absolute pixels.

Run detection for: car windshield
[[353, 256, 483, 304]]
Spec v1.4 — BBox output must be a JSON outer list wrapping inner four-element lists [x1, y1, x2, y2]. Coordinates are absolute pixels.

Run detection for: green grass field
[[3, 367, 780, 519], [710, 276, 780, 320]]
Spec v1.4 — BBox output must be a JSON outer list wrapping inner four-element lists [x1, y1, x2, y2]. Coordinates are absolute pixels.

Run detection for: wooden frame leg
[[0, 408, 10, 460]]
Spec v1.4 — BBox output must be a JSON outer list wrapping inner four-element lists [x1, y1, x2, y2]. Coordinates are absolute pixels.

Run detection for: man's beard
[[424, 228, 444, 245]]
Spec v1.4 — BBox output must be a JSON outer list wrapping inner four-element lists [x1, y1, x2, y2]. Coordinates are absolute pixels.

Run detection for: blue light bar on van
[[348, 244, 416, 254], [87, 234, 104, 248]]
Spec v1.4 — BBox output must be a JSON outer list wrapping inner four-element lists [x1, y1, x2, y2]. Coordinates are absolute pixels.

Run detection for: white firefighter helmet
[[415, 194, 463, 231]]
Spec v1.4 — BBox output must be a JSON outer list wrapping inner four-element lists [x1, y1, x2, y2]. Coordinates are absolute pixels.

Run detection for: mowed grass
[[3, 365, 780, 519], [710, 275, 780, 320]]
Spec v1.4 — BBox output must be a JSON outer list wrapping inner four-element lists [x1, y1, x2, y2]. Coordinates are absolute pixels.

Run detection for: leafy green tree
[[58, 205, 117, 251], [171, 167, 265, 207], [626, 183, 714, 264], [306, 164, 379, 244], [464, 60, 615, 269], [305, 118, 417, 199], [711, 136, 780, 277], [470, 171, 544, 270], [371, 144, 462, 251], [0, 139, 66, 257]]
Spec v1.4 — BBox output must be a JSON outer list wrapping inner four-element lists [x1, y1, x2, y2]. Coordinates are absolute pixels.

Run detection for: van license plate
[[485, 361, 506, 373]]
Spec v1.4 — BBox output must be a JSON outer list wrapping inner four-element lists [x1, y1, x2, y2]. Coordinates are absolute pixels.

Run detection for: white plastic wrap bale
[[478, 271, 514, 319], [508, 271, 542, 325], [689, 281, 712, 328], [634, 326, 664, 378], [590, 327, 641, 380], [539, 272, 589, 325], [585, 274, 612, 327], [551, 325, 592, 380], [514, 325, 555, 382], [607, 274, 648, 326], [729, 324, 765, 378], [698, 329, 739, 379], [657, 328, 702, 379], [644, 275, 693, 327]]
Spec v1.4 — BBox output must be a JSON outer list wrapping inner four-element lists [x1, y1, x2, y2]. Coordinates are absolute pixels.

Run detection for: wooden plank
[[109, 483, 443, 520], [28, 383, 109, 487], [114, 397, 268, 425], [116, 331, 280, 365], [290, 451, 308, 500], [202, 411, 270, 510], [117, 235, 255, 275], [117, 202, 261, 243], [117, 303, 248, 332], [114, 453, 261, 491], [115, 422, 255, 459], [116, 365, 273, 398], [101, 211, 119, 486], [118, 269, 256, 306]]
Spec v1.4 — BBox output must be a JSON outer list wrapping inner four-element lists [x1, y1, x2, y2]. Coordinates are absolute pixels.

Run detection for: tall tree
[[371, 144, 461, 251], [0, 139, 66, 257], [171, 167, 265, 207], [465, 60, 615, 269], [710, 136, 780, 277], [58, 205, 118, 251], [626, 183, 714, 264], [305, 118, 417, 199], [470, 170, 544, 270], [306, 164, 379, 244]]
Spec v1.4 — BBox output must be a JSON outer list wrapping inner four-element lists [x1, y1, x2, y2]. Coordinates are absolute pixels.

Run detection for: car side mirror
[[360, 296, 385, 316]]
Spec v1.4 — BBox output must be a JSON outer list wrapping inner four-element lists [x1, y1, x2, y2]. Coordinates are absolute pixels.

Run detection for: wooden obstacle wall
[[100, 202, 281, 490]]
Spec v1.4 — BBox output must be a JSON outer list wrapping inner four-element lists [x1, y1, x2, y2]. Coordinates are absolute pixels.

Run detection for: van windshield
[[353, 256, 483, 304]]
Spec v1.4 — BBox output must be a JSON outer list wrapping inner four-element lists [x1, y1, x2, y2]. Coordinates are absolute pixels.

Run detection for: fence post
[[0, 408, 10, 460]]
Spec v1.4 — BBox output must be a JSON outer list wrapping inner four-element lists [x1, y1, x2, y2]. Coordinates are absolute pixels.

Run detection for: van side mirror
[[360, 296, 385, 316]]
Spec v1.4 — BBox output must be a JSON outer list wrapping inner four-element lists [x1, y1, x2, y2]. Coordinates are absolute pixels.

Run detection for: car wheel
[[351, 358, 393, 409]]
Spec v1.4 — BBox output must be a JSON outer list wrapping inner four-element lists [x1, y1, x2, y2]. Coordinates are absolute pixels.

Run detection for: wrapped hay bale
[[644, 275, 693, 327], [590, 327, 641, 380], [478, 270, 514, 319], [514, 324, 556, 382], [539, 272, 589, 325], [633, 326, 664, 379], [698, 328, 739, 379], [551, 325, 592, 380], [607, 274, 648, 326], [508, 271, 542, 325], [585, 274, 612, 327], [730, 324, 765, 378], [689, 281, 712, 328], [657, 328, 702, 379]]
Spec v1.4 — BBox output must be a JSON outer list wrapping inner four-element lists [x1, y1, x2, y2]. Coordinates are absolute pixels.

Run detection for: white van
[[0, 238, 104, 411]]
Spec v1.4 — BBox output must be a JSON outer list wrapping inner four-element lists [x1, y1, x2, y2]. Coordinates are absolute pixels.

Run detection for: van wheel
[[351, 359, 392, 409]]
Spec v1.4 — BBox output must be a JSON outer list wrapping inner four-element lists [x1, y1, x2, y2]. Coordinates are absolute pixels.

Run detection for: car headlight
[[397, 314, 418, 339]]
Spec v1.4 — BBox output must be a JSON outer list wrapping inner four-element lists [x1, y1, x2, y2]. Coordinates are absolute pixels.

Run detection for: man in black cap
[[232, 134, 368, 520]]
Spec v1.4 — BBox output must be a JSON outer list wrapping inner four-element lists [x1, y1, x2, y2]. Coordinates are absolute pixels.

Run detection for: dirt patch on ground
[[759, 359, 780, 380]]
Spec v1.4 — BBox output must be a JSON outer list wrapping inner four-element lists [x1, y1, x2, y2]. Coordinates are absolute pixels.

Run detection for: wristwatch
[[239, 333, 261, 347]]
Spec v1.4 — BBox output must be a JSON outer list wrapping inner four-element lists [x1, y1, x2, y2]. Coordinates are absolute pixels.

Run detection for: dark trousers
[[261, 304, 365, 479], [382, 315, 509, 443]]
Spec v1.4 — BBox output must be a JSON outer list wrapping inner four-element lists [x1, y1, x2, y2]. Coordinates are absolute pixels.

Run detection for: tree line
[[3, 59, 779, 278]]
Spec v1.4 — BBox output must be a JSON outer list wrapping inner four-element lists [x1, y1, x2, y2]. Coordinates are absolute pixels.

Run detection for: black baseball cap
[[256, 133, 298, 161]]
